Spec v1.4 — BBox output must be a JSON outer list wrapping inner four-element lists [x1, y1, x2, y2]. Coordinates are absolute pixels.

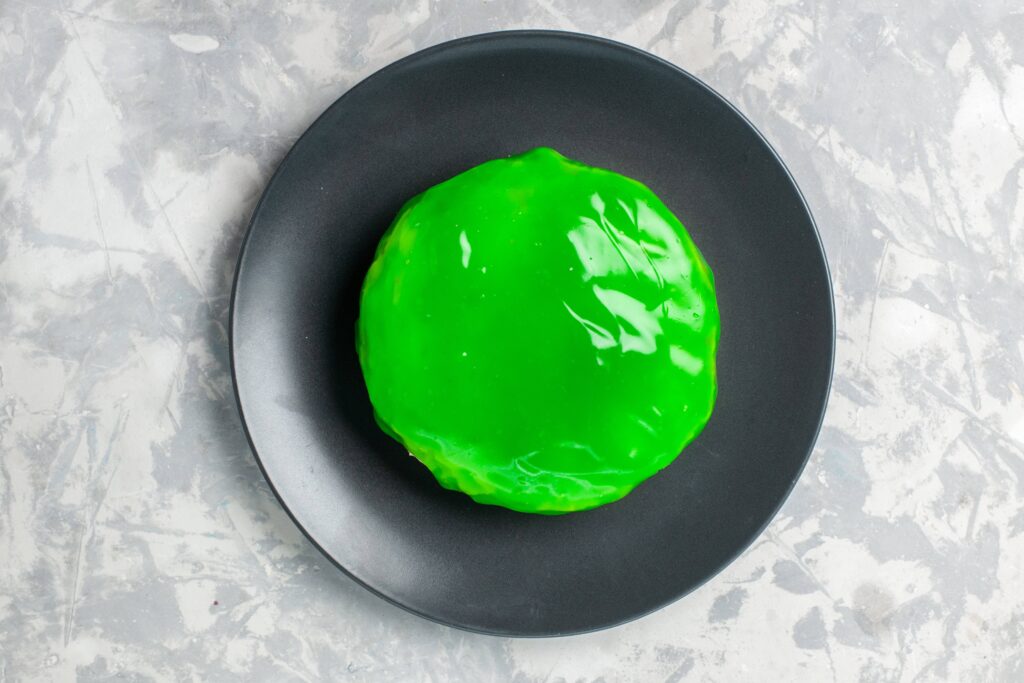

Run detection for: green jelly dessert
[[356, 147, 719, 514]]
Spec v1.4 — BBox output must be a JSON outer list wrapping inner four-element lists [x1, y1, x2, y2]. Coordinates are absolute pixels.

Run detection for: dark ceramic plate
[[231, 30, 834, 637]]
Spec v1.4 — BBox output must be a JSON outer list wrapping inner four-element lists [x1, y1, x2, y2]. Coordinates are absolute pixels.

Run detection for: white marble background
[[1, 0, 1023, 680]]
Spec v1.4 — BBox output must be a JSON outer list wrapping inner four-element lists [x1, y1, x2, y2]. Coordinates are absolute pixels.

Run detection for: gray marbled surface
[[1, 0, 1023, 680]]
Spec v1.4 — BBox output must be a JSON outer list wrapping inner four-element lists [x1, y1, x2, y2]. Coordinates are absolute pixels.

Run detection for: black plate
[[231, 30, 834, 637]]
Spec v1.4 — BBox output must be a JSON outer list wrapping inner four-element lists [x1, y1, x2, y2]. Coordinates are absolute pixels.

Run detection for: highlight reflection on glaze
[[357, 147, 720, 514]]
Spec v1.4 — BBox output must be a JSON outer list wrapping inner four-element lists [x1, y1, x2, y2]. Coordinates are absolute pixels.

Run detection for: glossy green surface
[[356, 147, 719, 514]]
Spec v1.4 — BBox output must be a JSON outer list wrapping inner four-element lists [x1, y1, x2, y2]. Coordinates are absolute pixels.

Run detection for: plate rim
[[229, 28, 836, 637]]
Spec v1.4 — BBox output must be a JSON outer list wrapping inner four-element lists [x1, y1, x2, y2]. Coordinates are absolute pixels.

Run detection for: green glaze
[[356, 147, 719, 514]]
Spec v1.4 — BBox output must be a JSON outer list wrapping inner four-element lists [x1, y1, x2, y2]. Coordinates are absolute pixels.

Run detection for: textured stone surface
[[1, 1, 1022, 680]]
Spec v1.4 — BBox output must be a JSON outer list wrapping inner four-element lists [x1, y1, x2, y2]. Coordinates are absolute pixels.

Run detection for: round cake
[[356, 147, 720, 514]]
